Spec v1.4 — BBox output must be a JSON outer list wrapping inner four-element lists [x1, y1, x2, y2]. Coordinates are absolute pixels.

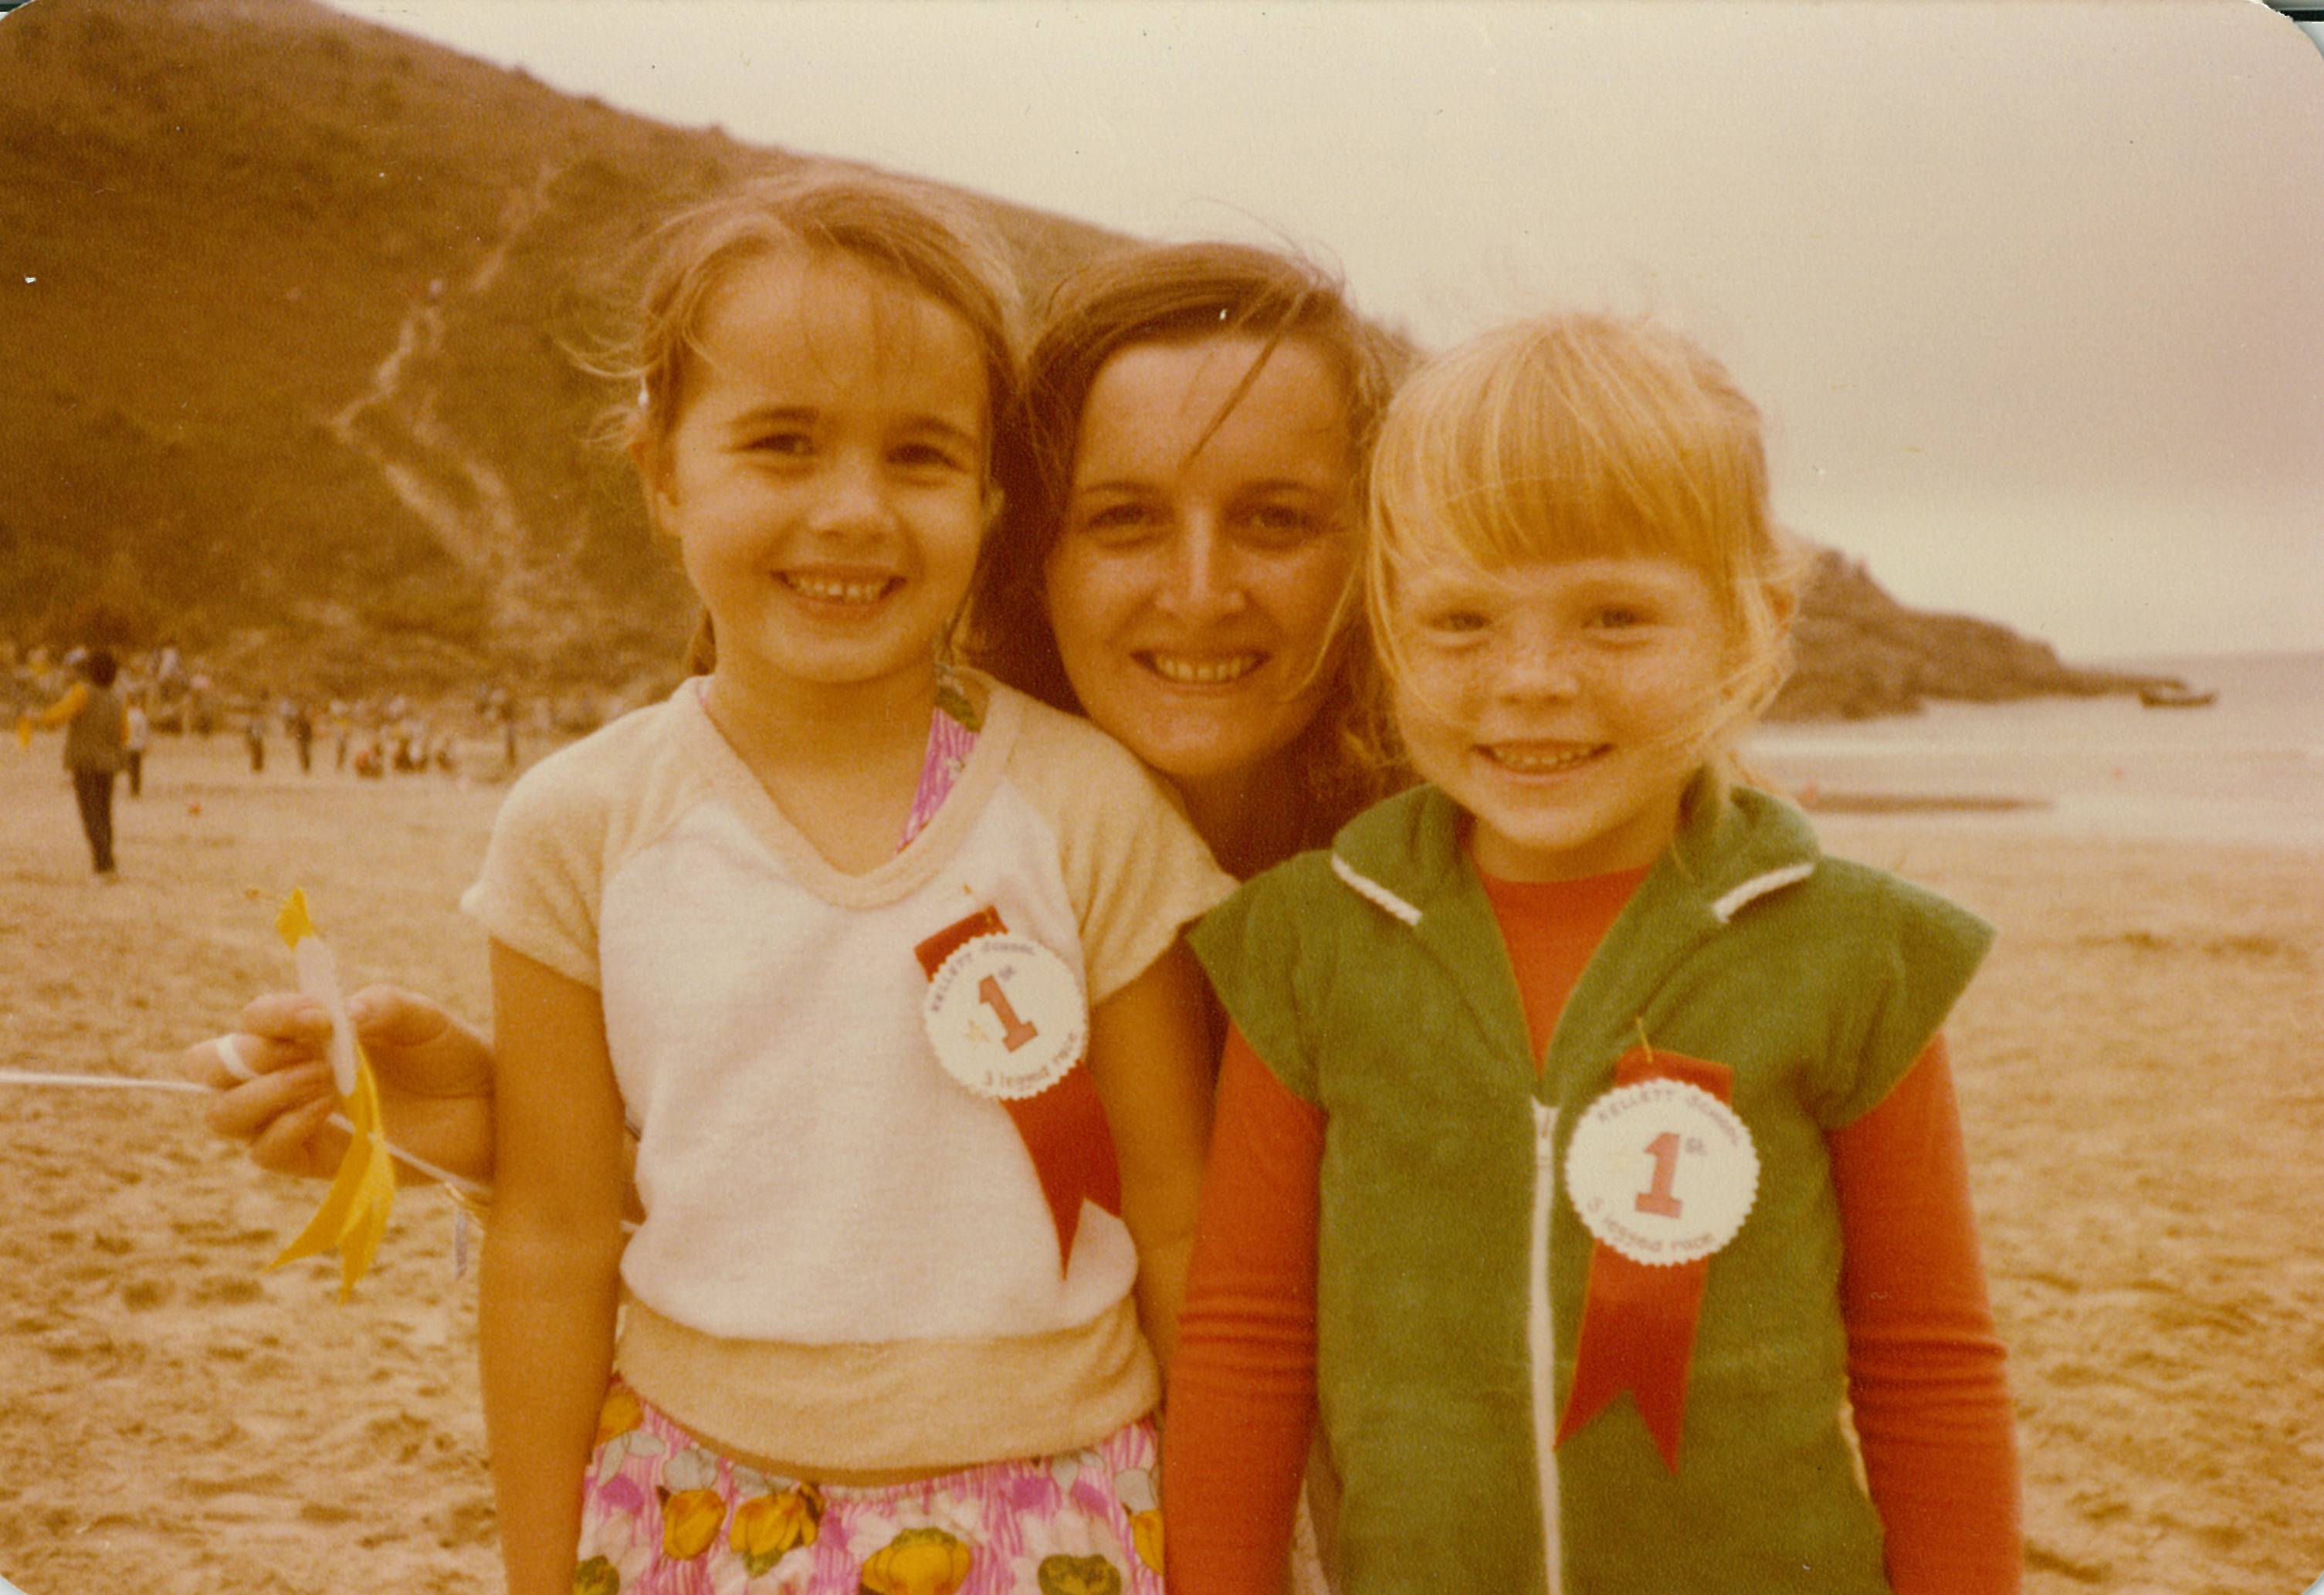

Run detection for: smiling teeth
[[784, 574, 890, 604], [1489, 744, 1601, 774], [1148, 654, 1262, 685]]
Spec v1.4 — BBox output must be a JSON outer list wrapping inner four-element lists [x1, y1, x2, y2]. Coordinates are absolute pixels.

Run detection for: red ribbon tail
[[1553, 1248, 1707, 1473], [1550, 1043, 1731, 1471], [1633, 1257, 1708, 1472], [1001, 1065, 1120, 1272], [1552, 1309, 1625, 1448]]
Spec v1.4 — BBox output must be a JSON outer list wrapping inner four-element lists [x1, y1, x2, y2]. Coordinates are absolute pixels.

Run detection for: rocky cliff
[[1773, 549, 2172, 720]]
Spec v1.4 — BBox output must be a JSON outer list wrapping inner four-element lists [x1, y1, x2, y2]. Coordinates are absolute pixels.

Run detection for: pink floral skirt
[[575, 1380, 1165, 1595]]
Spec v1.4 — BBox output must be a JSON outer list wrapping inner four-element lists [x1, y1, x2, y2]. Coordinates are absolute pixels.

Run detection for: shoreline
[[1792, 789, 2046, 815], [1744, 658, 2324, 852]]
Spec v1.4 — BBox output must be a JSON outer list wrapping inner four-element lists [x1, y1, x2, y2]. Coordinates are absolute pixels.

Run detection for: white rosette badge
[[1563, 1076, 1760, 1268], [921, 933, 1089, 1101]]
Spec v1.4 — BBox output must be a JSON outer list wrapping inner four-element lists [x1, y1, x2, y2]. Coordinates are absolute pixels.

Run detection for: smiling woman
[[1048, 338, 1353, 822], [974, 242, 1409, 876]]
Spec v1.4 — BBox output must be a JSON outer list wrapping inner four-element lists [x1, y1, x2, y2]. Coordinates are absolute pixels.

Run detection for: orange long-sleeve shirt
[[1167, 865, 2021, 1594]]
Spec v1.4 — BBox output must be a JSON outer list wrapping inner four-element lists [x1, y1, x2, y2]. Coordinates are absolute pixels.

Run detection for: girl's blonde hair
[[1365, 312, 1804, 770], [969, 240, 1410, 837], [589, 165, 1026, 674]]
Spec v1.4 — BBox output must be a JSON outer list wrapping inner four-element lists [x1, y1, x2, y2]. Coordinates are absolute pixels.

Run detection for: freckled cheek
[[1388, 691, 1476, 794], [1614, 655, 1723, 723], [1423, 632, 1528, 695], [1391, 662, 1481, 749]]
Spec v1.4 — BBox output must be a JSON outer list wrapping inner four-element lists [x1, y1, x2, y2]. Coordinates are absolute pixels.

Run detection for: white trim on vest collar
[[1710, 862, 1816, 923], [1330, 853, 1424, 926]]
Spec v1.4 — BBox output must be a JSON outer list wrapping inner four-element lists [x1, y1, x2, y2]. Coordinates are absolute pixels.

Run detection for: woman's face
[[1043, 335, 1356, 791]]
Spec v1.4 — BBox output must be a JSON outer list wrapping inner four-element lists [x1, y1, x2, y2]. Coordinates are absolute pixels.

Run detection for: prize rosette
[[915, 913, 1114, 1271], [921, 934, 1089, 1102], [1563, 1077, 1759, 1268], [1554, 1045, 1760, 1471]]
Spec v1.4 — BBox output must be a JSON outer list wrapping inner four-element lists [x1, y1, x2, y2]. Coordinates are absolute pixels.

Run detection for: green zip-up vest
[[1189, 776, 1991, 1594]]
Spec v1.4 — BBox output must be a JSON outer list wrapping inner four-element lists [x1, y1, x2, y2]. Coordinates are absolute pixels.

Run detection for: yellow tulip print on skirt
[[574, 1380, 1166, 1594]]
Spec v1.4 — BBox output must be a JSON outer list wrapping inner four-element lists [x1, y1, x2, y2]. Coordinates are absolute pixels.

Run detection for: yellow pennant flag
[[266, 889, 395, 1301]]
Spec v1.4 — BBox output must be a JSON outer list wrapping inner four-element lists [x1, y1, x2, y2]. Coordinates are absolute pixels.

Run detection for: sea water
[[1746, 650, 2324, 849]]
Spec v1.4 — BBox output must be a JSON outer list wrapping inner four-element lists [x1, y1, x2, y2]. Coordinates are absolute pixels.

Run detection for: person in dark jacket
[[36, 646, 128, 876]]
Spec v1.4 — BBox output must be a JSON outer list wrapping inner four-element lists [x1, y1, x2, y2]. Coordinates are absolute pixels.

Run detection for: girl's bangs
[[1373, 323, 1760, 588]]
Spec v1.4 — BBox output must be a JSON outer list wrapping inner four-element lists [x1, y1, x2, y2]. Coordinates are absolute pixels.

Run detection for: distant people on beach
[[32, 646, 128, 878], [123, 694, 150, 798], [190, 674, 215, 738], [286, 699, 315, 774], [243, 708, 266, 773], [483, 683, 521, 774]]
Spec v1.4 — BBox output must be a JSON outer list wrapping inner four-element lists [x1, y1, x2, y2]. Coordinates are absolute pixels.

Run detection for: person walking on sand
[[33, 646, 129, 877]]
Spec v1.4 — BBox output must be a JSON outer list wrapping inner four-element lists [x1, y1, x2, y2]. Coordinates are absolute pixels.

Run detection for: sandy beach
[[2, 730, 2319, 1593]]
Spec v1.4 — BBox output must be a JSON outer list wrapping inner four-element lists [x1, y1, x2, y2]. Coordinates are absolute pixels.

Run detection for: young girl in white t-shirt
[[465, 170, 1229, 1595]]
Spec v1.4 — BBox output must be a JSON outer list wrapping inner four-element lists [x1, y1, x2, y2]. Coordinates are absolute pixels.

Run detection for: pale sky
[[321, 0, 2324, 659]]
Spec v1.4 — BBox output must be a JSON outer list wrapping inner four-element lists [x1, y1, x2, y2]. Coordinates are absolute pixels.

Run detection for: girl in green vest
[[1168, 313, 2021, 1594]]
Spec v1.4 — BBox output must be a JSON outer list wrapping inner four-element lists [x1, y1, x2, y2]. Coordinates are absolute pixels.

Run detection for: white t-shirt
[[463, 672, 1235, 1465]]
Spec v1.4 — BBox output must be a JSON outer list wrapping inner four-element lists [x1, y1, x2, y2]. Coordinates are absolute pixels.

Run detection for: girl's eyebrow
[[1562, 569, 1691, 599], [1400, 568, 1497, 601], [724, 403, 819, 432], [723, 404, 981, 450], [893, 414, 984, 450]]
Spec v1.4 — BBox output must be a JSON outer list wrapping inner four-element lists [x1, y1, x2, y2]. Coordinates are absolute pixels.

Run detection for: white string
[[0, 1068, 490, 1197], [0, 1070, 210, 1096]]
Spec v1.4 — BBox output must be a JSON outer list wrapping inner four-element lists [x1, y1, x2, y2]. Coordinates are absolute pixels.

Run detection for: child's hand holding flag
[[266, 890, 396, 1300]]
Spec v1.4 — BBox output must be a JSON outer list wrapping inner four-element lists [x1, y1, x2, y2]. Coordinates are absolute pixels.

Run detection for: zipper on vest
[[1529, 1097, 1562, 1594]]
